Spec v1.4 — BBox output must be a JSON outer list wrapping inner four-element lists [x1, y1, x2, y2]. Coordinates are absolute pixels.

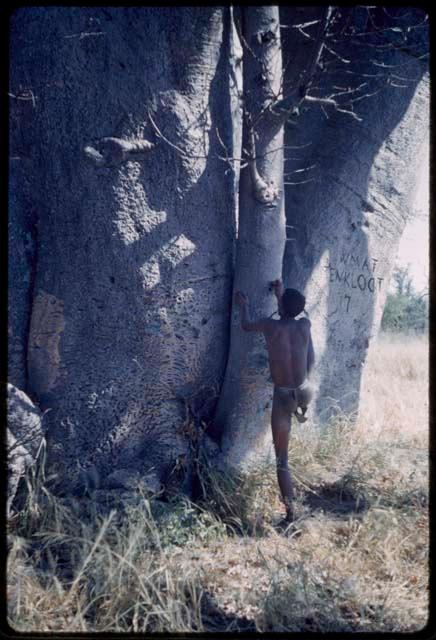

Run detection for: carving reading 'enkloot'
[[84, 137, 154, 167], [324, 253, 384, 313]]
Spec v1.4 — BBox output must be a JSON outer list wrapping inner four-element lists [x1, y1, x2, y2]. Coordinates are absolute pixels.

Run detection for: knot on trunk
[[252, 174, 280, 205], [84, 136, 154, 167], [248, 130, 280, 207], [254, 29, 277, 45]]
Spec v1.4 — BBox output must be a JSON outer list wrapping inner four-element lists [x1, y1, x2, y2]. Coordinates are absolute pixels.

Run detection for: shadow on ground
[[302, 476, 370, 518], [201, 591, 257, 632]]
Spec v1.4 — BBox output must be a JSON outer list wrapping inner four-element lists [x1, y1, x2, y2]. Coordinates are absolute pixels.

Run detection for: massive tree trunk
[[9, 7, 236, 491], [8, 7, 429, 493], [280, 7, 429, 422], [213, 6, 286, 468]]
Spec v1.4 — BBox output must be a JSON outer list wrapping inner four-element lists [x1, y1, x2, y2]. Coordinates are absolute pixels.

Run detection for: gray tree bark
[[213, 6, 286, 468], [7, 384, 43, 516], [9, 7, 236, 491], [8, 7, 429, 492], [280, 7, 429, 422]]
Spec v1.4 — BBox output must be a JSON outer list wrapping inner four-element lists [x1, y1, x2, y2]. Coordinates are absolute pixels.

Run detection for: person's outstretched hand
[[270, 279, 284, 296]]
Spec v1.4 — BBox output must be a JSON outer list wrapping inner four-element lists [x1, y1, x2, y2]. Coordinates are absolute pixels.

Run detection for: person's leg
[[271, 387, 296, 522]]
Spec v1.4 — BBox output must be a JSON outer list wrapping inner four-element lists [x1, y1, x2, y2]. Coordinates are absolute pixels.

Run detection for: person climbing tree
[[234, 279, 315, 524]]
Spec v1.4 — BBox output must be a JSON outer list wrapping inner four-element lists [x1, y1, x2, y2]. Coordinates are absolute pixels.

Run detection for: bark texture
[[214, 7, 286, 468], [7, 384, 44, 516], [281, 7, 429, 421], [8, 7, 429, 489], [9, 7, 235, 490]]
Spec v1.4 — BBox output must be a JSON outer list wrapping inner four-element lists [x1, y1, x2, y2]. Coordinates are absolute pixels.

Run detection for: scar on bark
[[248, 129, 280, 206], [84, 137, 155, 167]]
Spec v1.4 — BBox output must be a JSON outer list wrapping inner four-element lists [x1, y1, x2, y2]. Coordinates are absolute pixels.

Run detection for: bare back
[[262, 317, 311, 387]]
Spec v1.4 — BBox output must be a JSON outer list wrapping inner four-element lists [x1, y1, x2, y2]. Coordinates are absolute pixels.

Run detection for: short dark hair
[[282, 288, 305, 318]]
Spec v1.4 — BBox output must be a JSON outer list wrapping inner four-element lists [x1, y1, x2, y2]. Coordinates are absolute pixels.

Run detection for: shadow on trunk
[[281, 6, 428, 423]]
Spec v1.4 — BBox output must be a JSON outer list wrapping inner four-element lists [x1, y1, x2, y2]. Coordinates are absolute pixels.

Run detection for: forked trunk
[[214, 6, 286, 467]]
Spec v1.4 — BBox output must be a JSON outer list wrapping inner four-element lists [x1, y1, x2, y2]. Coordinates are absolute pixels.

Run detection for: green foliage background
[[381, 266, 428, 334]]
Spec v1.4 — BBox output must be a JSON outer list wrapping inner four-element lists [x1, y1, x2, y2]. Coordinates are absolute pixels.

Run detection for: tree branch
[[264, 7, 333, 127]]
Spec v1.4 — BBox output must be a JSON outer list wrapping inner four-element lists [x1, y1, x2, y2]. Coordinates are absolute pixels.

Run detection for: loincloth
[[274, 380, 313, 422], [275, 379, 310, 394]]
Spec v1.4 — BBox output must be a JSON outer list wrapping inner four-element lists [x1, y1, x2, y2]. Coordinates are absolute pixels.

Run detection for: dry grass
[[7, 333, 429, 632]]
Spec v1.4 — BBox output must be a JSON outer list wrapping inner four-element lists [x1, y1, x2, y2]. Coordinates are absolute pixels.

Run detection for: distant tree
[[392, 265, 413, 296], [381, 265, 428, 334]]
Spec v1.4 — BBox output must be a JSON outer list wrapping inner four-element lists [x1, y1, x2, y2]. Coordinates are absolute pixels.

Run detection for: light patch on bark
[[114, 163, 167, 246], [164, 234, 196, 267], [28, 291, 66, 397], [229, 5, 243, 234], [304, 248, 330, 369], [139, 234, 196, 291], [140, 258, 161, 291], [173, 287, 196, 314], [157, 90, 211, 191]]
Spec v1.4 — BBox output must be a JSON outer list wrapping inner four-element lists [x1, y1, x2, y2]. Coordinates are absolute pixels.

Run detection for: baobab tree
[[8, 6, 428, 498]]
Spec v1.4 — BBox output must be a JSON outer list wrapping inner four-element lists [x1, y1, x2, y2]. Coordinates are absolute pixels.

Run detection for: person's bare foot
[[275, 517, 302, 537]]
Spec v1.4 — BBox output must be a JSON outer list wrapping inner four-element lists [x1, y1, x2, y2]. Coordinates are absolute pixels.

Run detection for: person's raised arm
[[270, 279, 284, 305], [307, 332, 315, 378], [298, 316, 315, 378], [234, 291, 269, 332]]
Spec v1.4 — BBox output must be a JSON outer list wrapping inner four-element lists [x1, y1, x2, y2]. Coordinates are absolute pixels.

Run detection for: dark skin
[[235, 280, 315, 522]]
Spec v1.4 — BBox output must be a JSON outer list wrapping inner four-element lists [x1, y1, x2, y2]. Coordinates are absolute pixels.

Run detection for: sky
[[393, 143, 429, 294]]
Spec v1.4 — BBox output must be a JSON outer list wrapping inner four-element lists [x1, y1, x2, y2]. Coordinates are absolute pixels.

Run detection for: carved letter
[[357, 274, 366, 291], [340, 252, 349, 265], [362, 258, 370, 272]]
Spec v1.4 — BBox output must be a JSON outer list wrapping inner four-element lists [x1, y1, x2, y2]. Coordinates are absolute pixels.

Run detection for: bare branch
[[290, 19, 322, 30], [215, 126, 249, 171], [284, 142, 313, 150], [268, 6, 332, 124], [328, 82, 369, 98], [304, 95, 337, 107], [284, 178, 316, 186], [334, 107, 363, 121], [348, 88, 383, 104], [9, 89, 37, 108], [304, 94, 364, 121], [147, 110, 208, 161], [64, 31, 105, 40], [322, 42, 351, 64], [320, 104, 330, 119], [284, 164, 317, 175]]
